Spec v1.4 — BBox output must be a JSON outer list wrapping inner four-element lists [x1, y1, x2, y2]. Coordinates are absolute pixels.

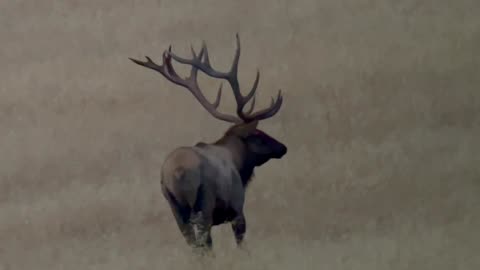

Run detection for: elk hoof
[[237, 243, 251, 256], [192, 244, 214, 257]]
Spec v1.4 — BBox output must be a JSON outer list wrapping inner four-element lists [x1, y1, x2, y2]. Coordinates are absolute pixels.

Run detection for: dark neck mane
[[214, 134, 255, 187], [238, 155, 256, 187]]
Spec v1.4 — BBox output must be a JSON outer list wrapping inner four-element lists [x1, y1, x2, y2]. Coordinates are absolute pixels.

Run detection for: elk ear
[[234, 120, 259, 138]]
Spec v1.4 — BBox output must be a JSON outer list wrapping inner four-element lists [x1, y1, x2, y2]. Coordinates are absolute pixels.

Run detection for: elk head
[[224, 120, 287, 166], [129, 34, 287, 167]]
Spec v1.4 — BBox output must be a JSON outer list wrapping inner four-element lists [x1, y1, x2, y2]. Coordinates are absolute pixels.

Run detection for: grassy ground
[[1, 0, 479, 269]]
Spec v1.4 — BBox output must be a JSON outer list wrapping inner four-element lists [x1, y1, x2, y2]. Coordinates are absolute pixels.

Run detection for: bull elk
[[129, 34, 287, 254]]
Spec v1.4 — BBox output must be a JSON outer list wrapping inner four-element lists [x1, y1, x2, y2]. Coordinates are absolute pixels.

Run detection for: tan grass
[[1, 0, 479, 269]]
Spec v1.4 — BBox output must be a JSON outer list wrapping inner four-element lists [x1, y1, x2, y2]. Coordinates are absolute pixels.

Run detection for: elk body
[[129, 34, 287, 254]]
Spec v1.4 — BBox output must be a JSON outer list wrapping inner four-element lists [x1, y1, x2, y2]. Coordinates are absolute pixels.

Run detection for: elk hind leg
[[162, 186, 196, 247], [191, 184, 214, 253]]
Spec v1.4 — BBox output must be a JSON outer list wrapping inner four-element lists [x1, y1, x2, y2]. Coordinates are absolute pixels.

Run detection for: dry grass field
[[1, 0, 479, 269]]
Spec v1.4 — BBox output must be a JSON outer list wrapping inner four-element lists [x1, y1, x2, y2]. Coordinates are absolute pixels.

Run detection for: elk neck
[[214, 134, 255, 187]]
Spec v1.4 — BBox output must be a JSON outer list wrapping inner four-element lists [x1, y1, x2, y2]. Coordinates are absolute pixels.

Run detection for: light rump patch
[[130, 34, 287, 255]]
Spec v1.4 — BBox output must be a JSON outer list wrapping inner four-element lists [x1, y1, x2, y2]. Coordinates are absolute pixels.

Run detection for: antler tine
[[229, 33, 241, 97], [202, 40, 211, 66], [227, 34, 262, 119], [245, 94, 256, 115], [231, 33, 241, 73], [190, 45, 197, 58], [242, 69, 260, 108], [244, 89, 283, 121], [212, 83, 223, 108]]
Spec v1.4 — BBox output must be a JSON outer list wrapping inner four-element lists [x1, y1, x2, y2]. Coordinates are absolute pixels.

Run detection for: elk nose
[[278, 145, 287, 157]]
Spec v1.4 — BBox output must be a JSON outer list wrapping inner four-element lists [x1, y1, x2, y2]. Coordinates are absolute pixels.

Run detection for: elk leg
[[170, 205, 196, 247], [231, 213, 246, 246], [161, 185, 196, 246], [191, 211, 213, 249], [191, 184, 214, 253]]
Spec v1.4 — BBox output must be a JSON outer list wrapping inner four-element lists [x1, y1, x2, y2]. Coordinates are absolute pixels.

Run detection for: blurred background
[[1, 0, 479, 269]]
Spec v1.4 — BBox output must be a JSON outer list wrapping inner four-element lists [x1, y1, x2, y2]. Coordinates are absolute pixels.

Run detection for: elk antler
[[129, 33, 283, 124]]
